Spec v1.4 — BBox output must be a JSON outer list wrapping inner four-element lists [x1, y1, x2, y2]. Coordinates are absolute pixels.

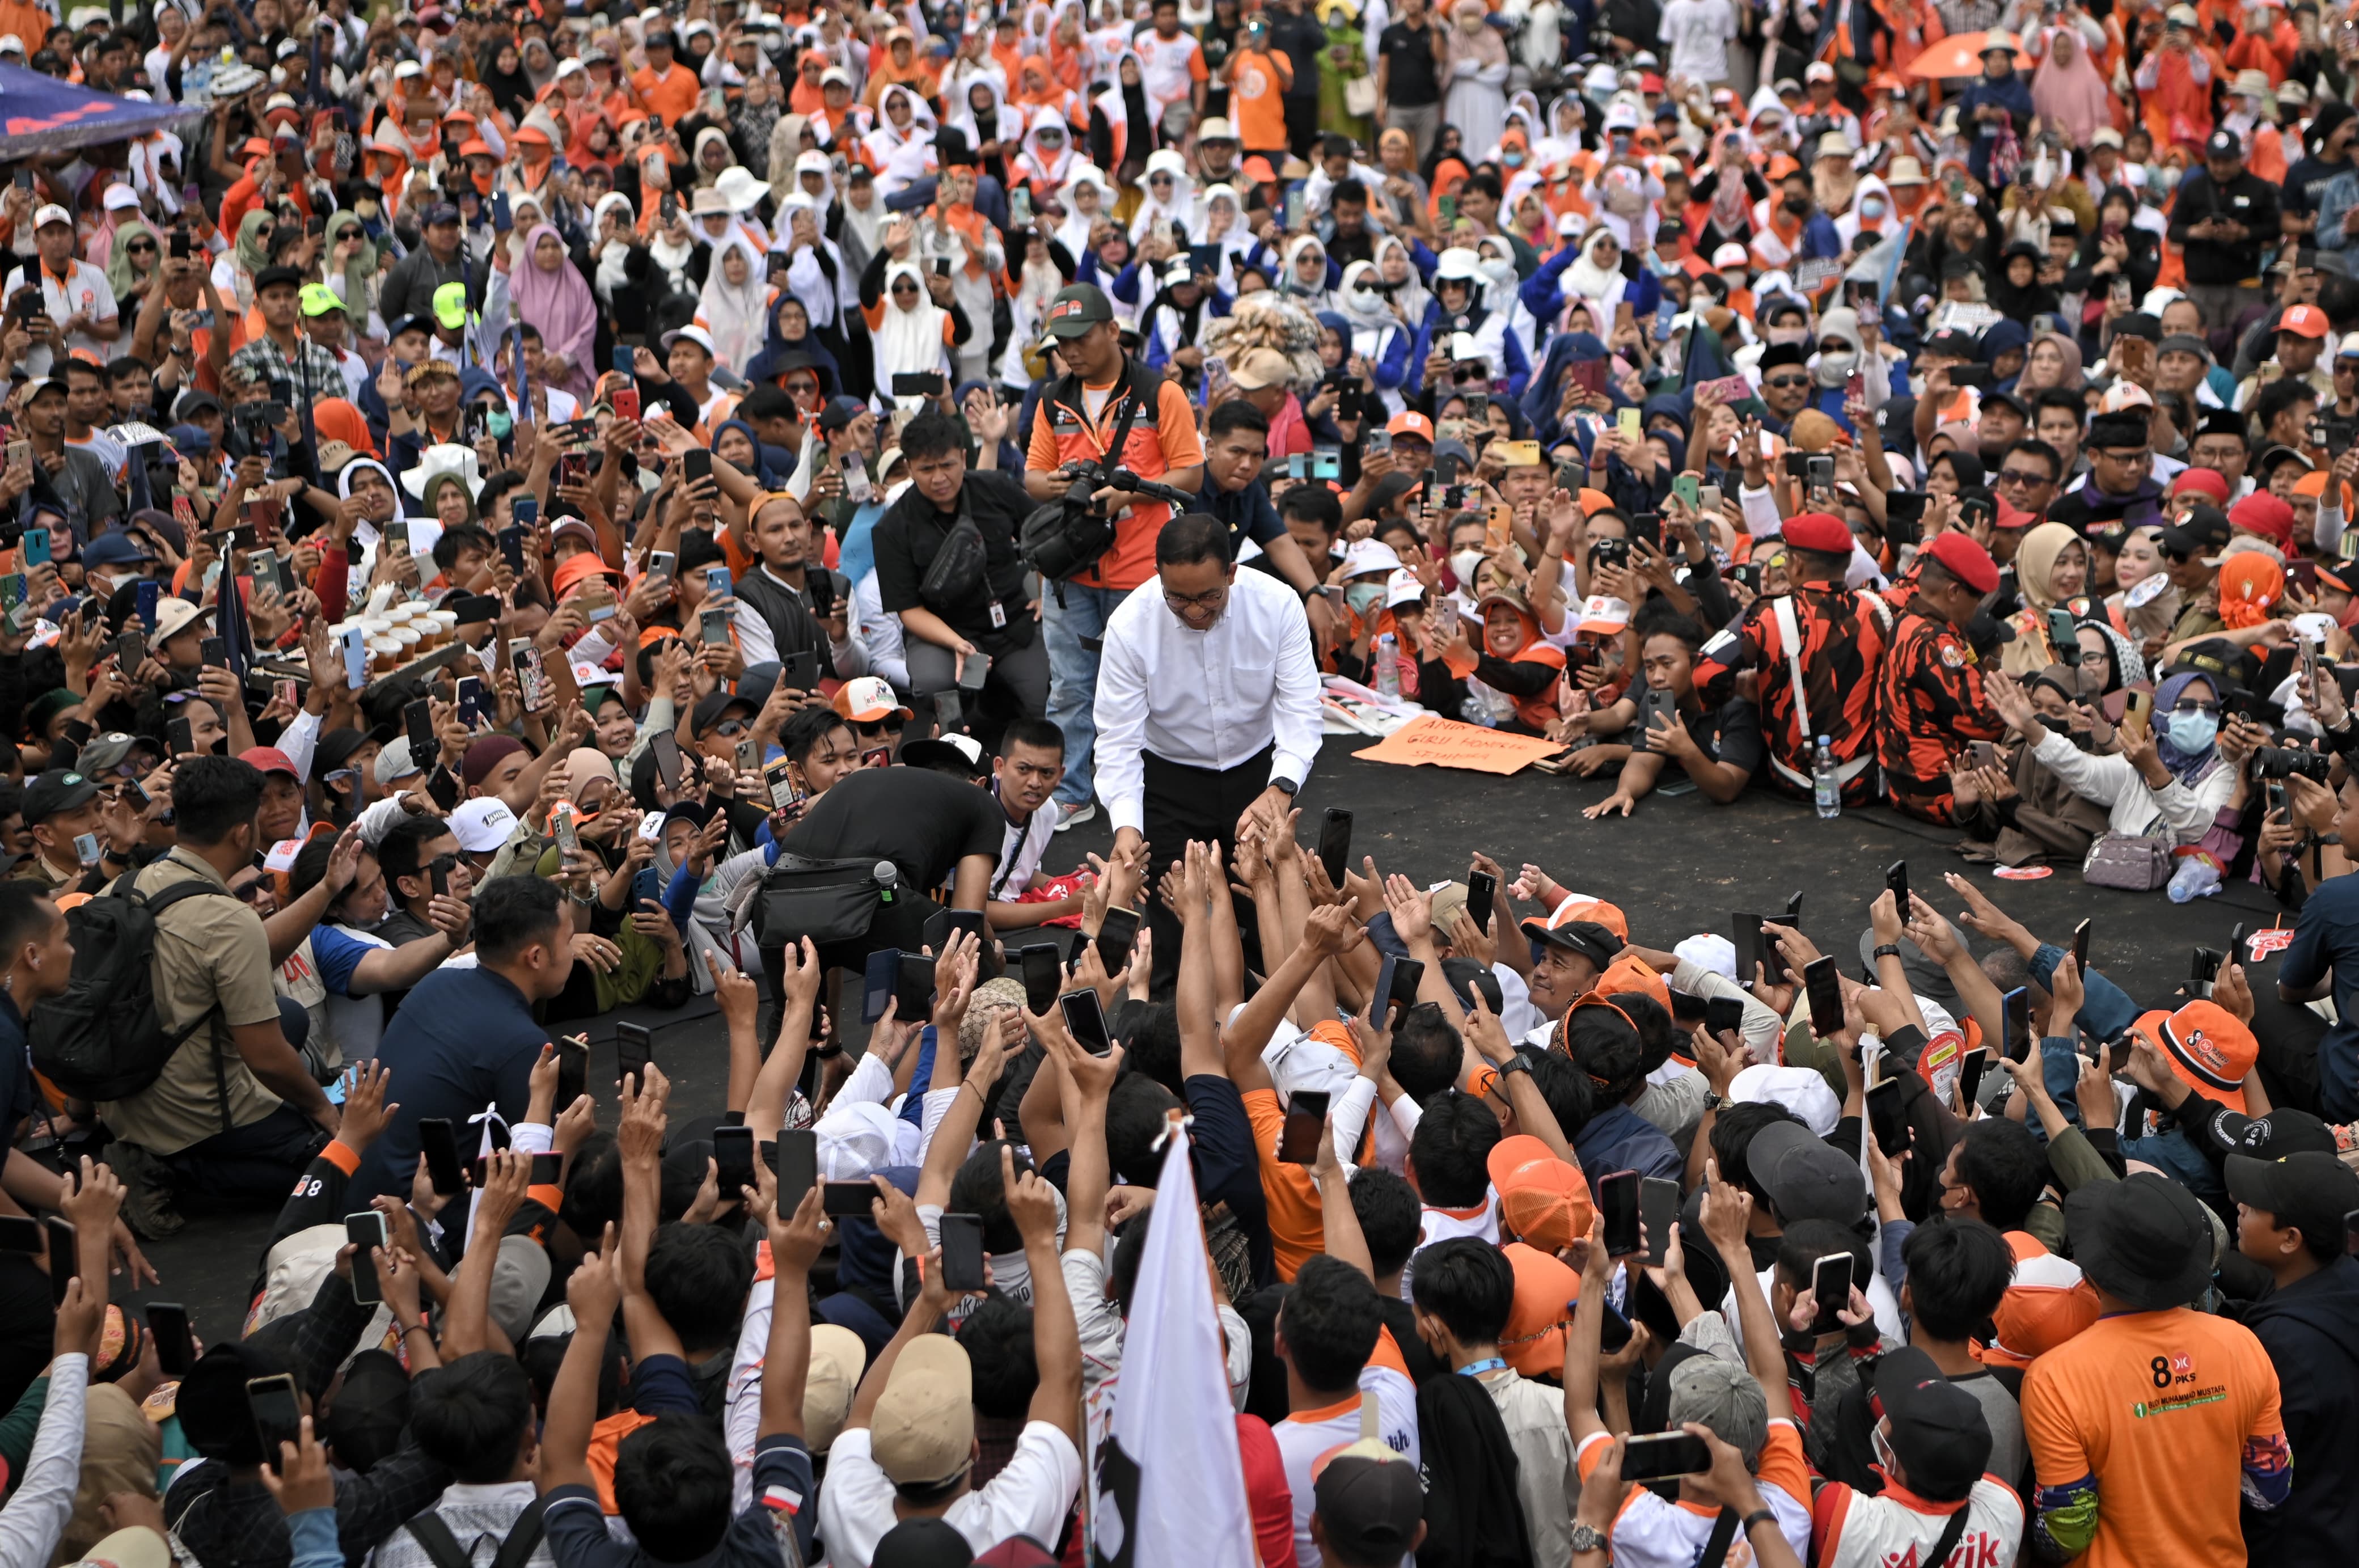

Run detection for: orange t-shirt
[[1021, 373, 1204, 593], [1228, 48, 1293, 153], [2023, 1307, 2284, 1568], [632, 61, 700, 126]]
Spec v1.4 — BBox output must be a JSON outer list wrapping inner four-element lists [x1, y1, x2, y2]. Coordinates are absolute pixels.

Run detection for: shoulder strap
[[492, 1496, 550, 1568], [138, 870, 235, 1132], [1922, 1502, 1974, 1568], [1770, 593, 1813, 739], [1695, 1507, 1744, 1568], [403, 1511, 476, 1568], [141, 878, 233, 916]]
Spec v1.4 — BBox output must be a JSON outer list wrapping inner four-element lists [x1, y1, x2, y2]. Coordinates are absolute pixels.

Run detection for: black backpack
[[28, 873, 230, 1118]]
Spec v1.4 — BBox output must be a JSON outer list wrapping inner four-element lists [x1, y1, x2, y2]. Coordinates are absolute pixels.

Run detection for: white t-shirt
[[1400, 1191, 1499, 1301], [814, 1422, 1082, 1568], [1132, 29, 1203, 111], [1657, 0, 1737, 83], [1271, 1339, 1421, 1568], [5, 260, 119, 378], [1576, 1420, 1813, 1568]]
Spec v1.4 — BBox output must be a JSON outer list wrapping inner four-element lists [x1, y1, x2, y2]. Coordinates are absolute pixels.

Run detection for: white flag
[[1091, 1128, 1257, 1568]]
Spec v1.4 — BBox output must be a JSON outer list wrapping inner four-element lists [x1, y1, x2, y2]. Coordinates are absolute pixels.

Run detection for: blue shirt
[[2278, 873, 2359, 1121], [307, 924, 381, 998], [356, 965, 549, 1201], [1572, 1101, 1681, 1184], [545, 1434, 815, 1568]]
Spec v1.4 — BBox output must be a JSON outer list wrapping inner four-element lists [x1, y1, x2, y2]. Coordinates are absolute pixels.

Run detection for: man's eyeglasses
[[1764, 375, 1808, 390], [1997, 467, 2052, 487], [712, 719, 750, 737], [1164, 586, 1228, 610], [852, 717, 903, 737]]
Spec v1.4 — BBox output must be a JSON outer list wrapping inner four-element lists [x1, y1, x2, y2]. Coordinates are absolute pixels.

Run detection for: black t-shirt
[[869, 468, 1037, 651], [1378, 22, 1441, 106], [1682, 694, 1764, 777], [779, 766, 1005, 893]]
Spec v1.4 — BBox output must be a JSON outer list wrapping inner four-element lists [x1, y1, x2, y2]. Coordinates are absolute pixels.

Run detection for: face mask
[[1352, 288, 1383, 312], [1814, 349, 1857, 386], [488, 409, 513, 439], [1719, 269, 1748, 293], [2166, 709, 2218, 752], [1346, 581, 1386, 615], [1450, 548, 1486, 585], [1766, 325, 1810, 347], [1783, 195, 1811, 216], [2151, 164, 2182, 196], [1481, 256, 1515, 286], [1861, 197, 1887, 220], [1503, 149, 1524, 167]]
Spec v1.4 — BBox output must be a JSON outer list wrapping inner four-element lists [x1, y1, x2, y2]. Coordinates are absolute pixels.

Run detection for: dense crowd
[[4, 0, 2359, 1564]]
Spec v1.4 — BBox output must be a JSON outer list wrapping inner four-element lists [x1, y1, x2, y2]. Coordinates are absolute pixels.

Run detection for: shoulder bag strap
[[491, 1496, 551, 1568], [401, 1511, 475, 1568], [1694, 1507, 1744, 1568], [1922, 1503, 1975, 1568], [142, 874, 235, 1133]]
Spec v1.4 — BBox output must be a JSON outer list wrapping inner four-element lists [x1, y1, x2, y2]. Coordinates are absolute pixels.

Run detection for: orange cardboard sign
[[1353, 715, 1568, 775]]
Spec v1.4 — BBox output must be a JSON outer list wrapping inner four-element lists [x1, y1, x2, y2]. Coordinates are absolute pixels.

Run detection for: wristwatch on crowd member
[[1270, 777, 1299, 797], [1569, 1522, 1609, 1559]]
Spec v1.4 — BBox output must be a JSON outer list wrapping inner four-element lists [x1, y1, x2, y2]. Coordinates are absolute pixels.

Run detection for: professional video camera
[[1019, 458, 1197, 580]]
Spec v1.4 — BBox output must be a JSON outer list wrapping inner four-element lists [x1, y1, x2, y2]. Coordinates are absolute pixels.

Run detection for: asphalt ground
[[117, 749, 2276, 1336]]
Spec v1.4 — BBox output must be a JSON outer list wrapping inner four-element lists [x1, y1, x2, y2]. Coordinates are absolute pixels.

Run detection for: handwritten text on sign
[[1353, 716, 1569, 775]]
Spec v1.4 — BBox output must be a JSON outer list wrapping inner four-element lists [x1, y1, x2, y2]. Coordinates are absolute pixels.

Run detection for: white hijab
[[1373, 233, 1430, 327], [699, 234, 771, 374], [1056, 163, 1112, 261], [875, 259, 950, 395], [1565, 226, 1627, 315], [1129, 147, 1198, 244]]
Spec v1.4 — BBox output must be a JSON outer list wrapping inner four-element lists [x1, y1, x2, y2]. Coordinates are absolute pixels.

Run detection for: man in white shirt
[[6, 205, 121, 379], [1097, 511, 1320, 985]]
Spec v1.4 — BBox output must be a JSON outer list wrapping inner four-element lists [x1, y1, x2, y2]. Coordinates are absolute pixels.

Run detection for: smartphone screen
[[2071, 919, 2092, 975], [44, 1218, 74, 1307], [1866, 1076, 1909, 1157], [1598, 1169, 1640, 1256], [2002, 987, 2031, 1062], [1316, 808, 1352, 887], [404, 698, 436, 759], [1019, 943, 1064, 1015], [1388, 954, 1426, 1017], [1808, 1252, 1854, 1335], [344, 1210, 387, 1305], [1638, 1176, 1680, 1266], [1704, 995, 1744, 1037], [1369, 953, 1401, 1032], [1466, 869, 1496, 936], [1095, 907, 1140, 976], [939, 1212, 988, 1291], [1803, 956, 1844, 1036], [417, 1117, 466, 1195], [616, 1022, 653, 1085], [1621, 1431, 1715, 1482], [775, 1128, 817, 1215], [147, 1303, 193, 1376], [1059, 987, 1112, 1055], [822, 1180, 878, 1218], [892, 950, 937, 1018], [713, 1125, 755, 1199], [1279, 1089, 1330, 1164], [1958, 1046, 1990, 1110], [247, 1373, 303, 1460]]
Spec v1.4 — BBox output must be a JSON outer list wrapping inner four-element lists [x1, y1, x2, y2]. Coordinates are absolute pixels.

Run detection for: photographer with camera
[[1021, 282, 1204, 831]]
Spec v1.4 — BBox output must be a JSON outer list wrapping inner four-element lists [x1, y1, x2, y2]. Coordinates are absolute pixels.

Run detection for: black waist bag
[[755, 854, 887, 947]]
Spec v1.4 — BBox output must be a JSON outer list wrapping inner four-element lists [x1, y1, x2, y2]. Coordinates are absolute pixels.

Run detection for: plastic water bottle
[[1373, 633, 1400, 699], [1813, 735, 1841, 819], [2168, 852, 2223, 903], [875, 861, 899, 906]]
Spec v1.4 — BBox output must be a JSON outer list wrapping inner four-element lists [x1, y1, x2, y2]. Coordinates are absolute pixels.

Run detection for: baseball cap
[[1229, 348, 1295, 391], [2205, 129, 2244, 159], [146, 597, 213, 651], [2279, 303, 2331, 339], [870, 1334, 974, 1486], [21, 768, 99, 824], [238, 746, 299, 780], [1575, 594, 1631, 635], [1043, 283, 1114, 339], [422, 200, 460, 226], [1728, 1063, 1842, 1137], [373, 736, 424, 786], [2159, 505, 2233, 561], [298, 282, 346, 318], [1874, 1346, 1993, 1502], [2225, 1149, 2359, 1253], [833, 675, 913, 724], [1711, 241, 1752, 269], [662, 324, 717, 357], [32, 204, 70, 230], [1386, 411, 1435, 442], [1311, 1453, 1424, 1564], [2128, 999, 2257, 1110], [1666, 1354, 1768, 1466], [75, 732, 147, 776], [1485, 1134, 1594, 1252], [1517, 904, 1623, 969], [82, 530, 157, 572], [1747, 1118, 1867, 1226], [449, 797, 518, 852]]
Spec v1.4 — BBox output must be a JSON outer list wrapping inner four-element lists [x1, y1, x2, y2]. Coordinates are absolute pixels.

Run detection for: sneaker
[[108, 1140, 184, 1240], [1054, 801, 1097, 832]]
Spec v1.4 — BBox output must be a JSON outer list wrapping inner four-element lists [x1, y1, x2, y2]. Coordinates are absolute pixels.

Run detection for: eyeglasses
[[1997, 467, 2052, 487], [712, 718, 749, 737], [125, 240, 157, 253], [1163, 585, 1228, 610], [853, 717, 903, 737], [890, 281, 919, 294], [2172, 699, 2220, 716], [2078, 648, 2110, 665], [1764, 375, 1808, 389]]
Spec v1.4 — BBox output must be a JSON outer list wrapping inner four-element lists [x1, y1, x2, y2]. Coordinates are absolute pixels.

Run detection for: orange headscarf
[[312, 399, 378, 458], [2217, 551, 2284, 630]]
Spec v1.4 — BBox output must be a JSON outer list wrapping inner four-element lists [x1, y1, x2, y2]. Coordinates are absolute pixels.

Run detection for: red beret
[[2172, 466, 2231, 505], [2229, 491, 2295, 547], [1923, 530, 1999, 594], [1782, 512, 1853, 554]]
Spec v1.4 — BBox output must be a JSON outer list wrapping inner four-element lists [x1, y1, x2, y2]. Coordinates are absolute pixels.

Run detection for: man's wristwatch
[[1569, 1521, 1610, 1557], [1872, 943, 1902, 960], [1270, 777, 1300, 797], [1497, 1051, 1533, 1078]]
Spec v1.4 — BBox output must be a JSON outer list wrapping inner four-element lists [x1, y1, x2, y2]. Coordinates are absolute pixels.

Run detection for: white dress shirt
[[1093, 567, 1322, 835]]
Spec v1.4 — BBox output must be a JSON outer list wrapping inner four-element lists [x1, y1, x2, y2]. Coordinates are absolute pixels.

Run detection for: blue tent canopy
[[0, 64, 204, 161]]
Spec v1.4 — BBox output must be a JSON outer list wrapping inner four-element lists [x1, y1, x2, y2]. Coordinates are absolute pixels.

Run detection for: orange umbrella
[[1904, 31, 2024, 78]]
